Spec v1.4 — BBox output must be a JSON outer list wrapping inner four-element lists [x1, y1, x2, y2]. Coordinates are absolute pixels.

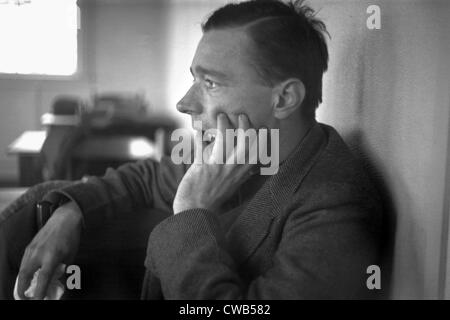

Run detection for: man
[[2, 0, 382, 299]]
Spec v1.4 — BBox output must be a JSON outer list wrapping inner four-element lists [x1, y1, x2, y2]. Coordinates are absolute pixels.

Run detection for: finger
[[215, 113, 233, 162], [238, 113, 250, 131], [53, 263, 66, 279], [33, 259, 58, 300], [236, 114, 252, 151], [236, 114, 257, 164], [239, 163, 257, 182], [216, 113, 233, 144], [193, 130, 207, 164], [257, 127, 270, 166], [17, 255, 40, 300]]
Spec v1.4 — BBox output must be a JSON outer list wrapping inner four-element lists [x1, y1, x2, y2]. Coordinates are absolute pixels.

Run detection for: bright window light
[[0, 0, 78, 76]]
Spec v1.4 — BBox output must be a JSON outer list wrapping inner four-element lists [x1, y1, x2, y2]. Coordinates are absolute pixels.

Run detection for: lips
[[193, 126, 216, 144], [203, 131, 216, 143]]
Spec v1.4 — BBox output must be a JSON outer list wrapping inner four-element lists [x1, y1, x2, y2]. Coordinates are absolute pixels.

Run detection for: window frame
[[0, 0, 85, 81]]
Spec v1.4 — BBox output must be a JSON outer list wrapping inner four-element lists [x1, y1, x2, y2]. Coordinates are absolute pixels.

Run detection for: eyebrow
[[190, 65, 230, 81]]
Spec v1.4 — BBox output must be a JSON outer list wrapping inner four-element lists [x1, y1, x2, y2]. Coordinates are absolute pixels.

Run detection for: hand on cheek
[[173, 112, 258, 214]]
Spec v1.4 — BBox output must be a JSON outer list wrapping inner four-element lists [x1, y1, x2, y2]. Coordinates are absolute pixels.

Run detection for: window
[[0, 0, 78, 76]]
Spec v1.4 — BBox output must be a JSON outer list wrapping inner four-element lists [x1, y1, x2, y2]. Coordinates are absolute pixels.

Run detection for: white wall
[[315, 0, 450, 298], [92, 1, 171, 114]]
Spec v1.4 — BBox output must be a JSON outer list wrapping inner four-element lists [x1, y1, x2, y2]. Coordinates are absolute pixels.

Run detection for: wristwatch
[[36, 201, 58, 230], [36, 193, 71, 229]]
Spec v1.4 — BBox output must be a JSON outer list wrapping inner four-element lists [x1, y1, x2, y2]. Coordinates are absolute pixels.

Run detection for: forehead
[[191, 28, 262, 81]]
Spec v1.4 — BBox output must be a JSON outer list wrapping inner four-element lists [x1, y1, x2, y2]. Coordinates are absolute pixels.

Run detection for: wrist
[[173, 199, 211, 215], [53, 201, 83, 226]]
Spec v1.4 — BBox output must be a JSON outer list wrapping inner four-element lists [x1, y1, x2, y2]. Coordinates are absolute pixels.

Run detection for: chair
[[40, 96, 86, 181], [0, 181, 169, 299]]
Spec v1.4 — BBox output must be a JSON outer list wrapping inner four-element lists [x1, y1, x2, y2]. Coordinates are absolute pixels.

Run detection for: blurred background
[[0, 0, 449, 299]]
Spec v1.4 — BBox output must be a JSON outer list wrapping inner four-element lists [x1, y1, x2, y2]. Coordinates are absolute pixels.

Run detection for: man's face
[[177, 28, 275, 132]]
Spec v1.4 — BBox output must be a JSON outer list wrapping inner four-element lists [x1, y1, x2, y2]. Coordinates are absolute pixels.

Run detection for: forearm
[[46, 157, 185, 229]]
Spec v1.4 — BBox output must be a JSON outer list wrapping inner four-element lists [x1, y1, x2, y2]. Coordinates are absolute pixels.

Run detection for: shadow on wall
[[331, 1, 440, 298], [324, 4, 406, 298], [346, 15, 398, 299], [344, 129, 397, 299]]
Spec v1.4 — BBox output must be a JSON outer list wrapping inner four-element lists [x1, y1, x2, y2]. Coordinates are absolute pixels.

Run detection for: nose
[[176, 85, 202, 115]]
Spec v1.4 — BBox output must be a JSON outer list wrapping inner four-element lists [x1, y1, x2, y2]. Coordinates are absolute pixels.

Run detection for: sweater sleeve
[[45, 156, 187, 229]]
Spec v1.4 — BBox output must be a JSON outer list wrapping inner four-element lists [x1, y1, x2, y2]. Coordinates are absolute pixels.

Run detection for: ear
[[272, 79, 305, 120]]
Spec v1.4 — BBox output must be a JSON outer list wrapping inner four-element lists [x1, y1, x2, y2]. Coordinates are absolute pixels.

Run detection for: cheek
[[203, 103, 229, 125], [234, 91, 273, 128], [205, 88, 273, 128], [202, 94, 241, 126]]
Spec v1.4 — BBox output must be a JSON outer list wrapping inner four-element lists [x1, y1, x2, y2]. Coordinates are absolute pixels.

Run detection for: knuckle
[[18, 269, 29, 278], [38, 269, 51, 278], [24, 244, 35, 254], [29, 247, 43, 259]]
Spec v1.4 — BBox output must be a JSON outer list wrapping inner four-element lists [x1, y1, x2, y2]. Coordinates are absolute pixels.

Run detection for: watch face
[[36, 201, 55, 229]]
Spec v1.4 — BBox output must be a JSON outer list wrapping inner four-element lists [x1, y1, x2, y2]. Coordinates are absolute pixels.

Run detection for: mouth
[[192, 123, 217, 145], [203, 130, 216, 144]]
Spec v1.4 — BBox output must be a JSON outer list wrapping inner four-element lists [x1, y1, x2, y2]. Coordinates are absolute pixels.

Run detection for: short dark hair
[[202, 0, 329, 118]]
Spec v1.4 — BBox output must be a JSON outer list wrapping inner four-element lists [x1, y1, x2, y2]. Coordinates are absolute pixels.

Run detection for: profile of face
[[176, 28, 276, 132]]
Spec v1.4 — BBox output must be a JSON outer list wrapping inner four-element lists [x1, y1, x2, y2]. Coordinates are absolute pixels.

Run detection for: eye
[[204, 78, 217, 89]]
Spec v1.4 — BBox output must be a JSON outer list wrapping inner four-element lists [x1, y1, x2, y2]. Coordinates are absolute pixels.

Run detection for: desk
[[69, 135, 160, 179], [8, 131, 159, 186], [72, 136, 159, 161], [7, 131, 46, 187]]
